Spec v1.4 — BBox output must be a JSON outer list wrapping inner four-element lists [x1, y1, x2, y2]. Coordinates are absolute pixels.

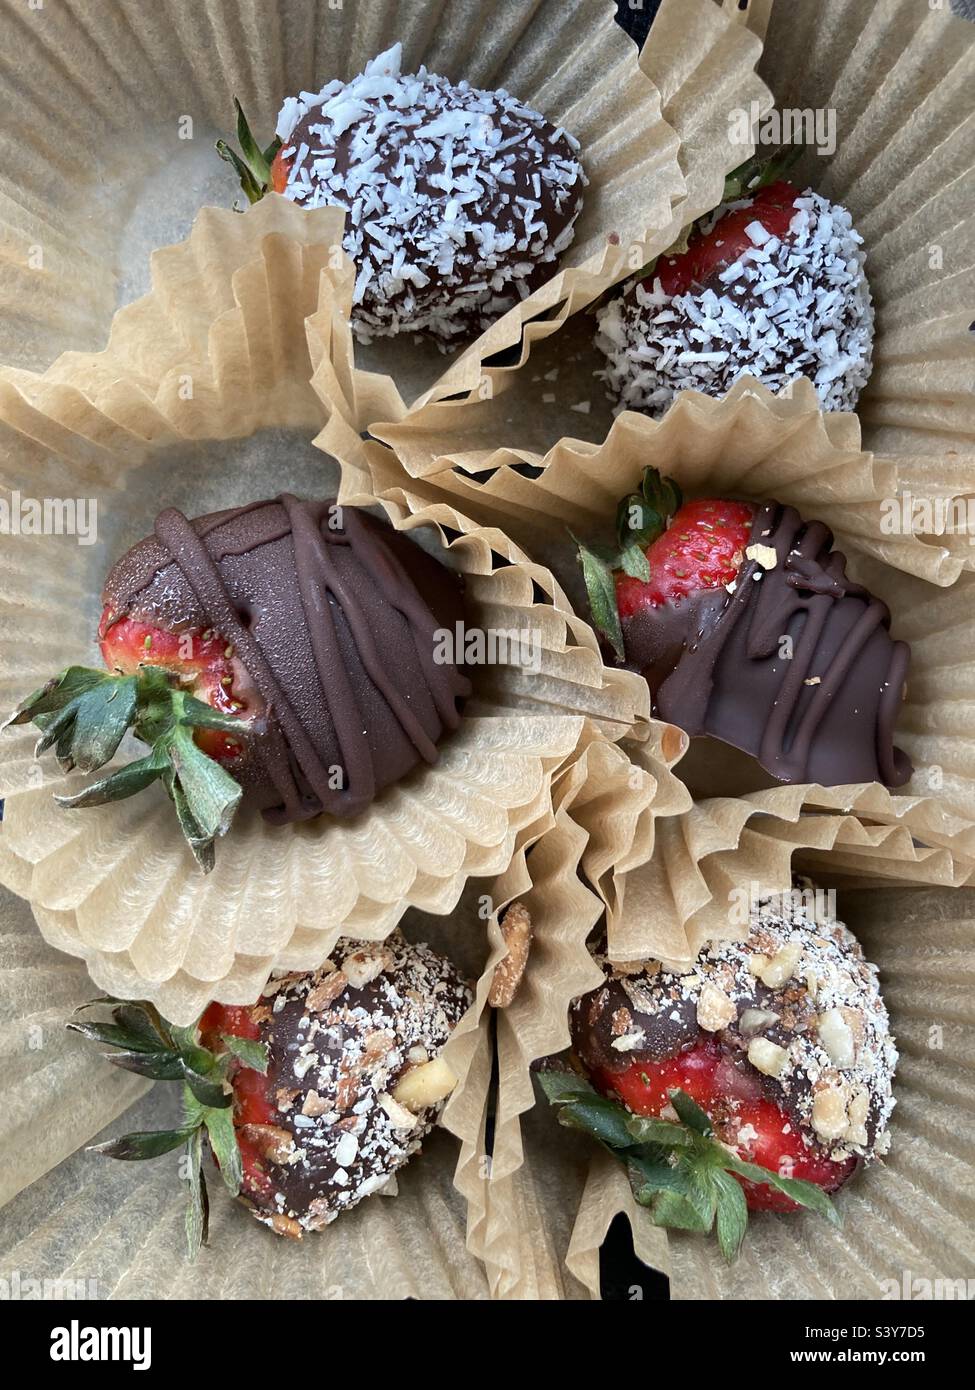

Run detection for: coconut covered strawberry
[[218, 43, 587, 344], [577, 467, 911, 788], [6, 495, 470, 870], [596, 159, 874, 414], [540, 880, 896, 1259], [73, 933, 472, 1250]]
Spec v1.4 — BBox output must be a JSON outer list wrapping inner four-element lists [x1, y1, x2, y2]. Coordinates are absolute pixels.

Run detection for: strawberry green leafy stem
[[575, 466, 682, 662], [215, 99, 282, 205], [4, 665, 247, 873], [69, 998, 268, 1258], [538, 1068, 840, 1263]]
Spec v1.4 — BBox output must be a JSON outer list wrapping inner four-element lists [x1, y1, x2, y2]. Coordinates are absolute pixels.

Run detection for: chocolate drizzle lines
[[638, 502, 911, 788], [151, 496, 469, 822]]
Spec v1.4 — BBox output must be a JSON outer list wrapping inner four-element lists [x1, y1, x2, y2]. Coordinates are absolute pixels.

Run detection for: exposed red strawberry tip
[[615, 497, 756, 616], [651, 181, 801, 297], [99, 608, 252, 763], [595, 1034, 856, 1213]]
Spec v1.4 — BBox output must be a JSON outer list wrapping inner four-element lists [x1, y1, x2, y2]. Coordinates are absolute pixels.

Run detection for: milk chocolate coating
[[622, 502, 911, 787], [102, 496, 471, 822]]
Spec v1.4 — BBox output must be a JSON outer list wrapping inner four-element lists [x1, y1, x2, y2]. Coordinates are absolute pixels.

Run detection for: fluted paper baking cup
[[0, 1101, 492, 1300], [0, 198, 621, 1025], [0, 878, 495, 1299], [470, 767, 975, 1299], [323, 0, 771, 469], [471, 720, 690, 1298], [562, 879, 975, 1300], [0, 886, 149, 1210], [353, 379, 975, 586], [367, 0, 974, 483], [0, 0, 692, 416], [324, 382, 975, 853], [757, 0, 975, 459]]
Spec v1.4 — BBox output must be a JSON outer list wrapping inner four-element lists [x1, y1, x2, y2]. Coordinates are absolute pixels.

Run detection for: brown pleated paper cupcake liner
[[483, 811, 975, 1299], [0, 0, 698, 422], [359, 0, 974, 485], [0, 197, 641, 1026], [315, 0, 772, 470], [569, 886, 975, 1300], [0, 880, 491, 1299], [318, 381, 975, 855]]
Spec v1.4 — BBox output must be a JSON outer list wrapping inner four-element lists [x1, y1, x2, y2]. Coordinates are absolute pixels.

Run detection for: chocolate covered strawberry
[[541, 881, 896, 1259], [596, 156, 874, 414], [577, 467, 911, 788], [6, 495, 470, 870], [589, 1039, 856, 1215], [74, 933, 472, 1251], [217, 45, 586, 343]]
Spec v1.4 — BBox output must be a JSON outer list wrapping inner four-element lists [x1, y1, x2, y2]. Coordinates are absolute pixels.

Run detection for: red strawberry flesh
[[652, 181, 801, 297], [270, 147, 291, 194], [199, 1001, 277, 1202], [98, 608, 256, 762], [615, 498, 756, 618], [593, 1034, 857, 1212]]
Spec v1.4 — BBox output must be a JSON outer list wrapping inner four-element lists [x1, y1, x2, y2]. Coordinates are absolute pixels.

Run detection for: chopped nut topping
[[745, 542, 778, 570], [306, 970, 349, 1012], [343, 946, 394, 989], [846, 1087, 869, 1146], [811, 1080, 850, 1141], [301, 1090, 330, 1117], [611, 959, 659, 978], [696, 981, 737, 1032], [746, 1037, 789, 1077], [268, 1213, 302, 1239], [239, 1123, 298, 1165], [392, 1055, 457, 1111], [759, 940, 803, 988], [610, 1006, 633, 1037], [739, 1007, 781, 1037], [361, 1029, 396, 1066], [488, 901, 533, 1008], [334, 1069, 361, 1113], [378, 1092, 420, 1130], [818, 1006, 856, 1068]]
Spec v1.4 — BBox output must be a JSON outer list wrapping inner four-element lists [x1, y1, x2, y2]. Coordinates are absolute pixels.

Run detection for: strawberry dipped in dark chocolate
[[199, 933, 472, 1238], [218, 44, 586, 345], [8, 495, 471, 870], [74, 932, 472, 1249], [552, 881, 896, 1254], [578, 468, 911, 789], [596, 164, 874, 414]]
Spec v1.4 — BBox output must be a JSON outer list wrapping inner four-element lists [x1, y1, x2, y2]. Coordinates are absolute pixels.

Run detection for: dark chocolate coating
[[278, 55, 586, 342], [621, 502, 911, 788], [102, 496, 471, 822], [569, 885, 898, 1167], [232, 935, 472, 1232]]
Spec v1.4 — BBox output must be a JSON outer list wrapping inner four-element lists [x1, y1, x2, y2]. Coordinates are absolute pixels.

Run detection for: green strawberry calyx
[[3, 664, 248, 873], [69, 997, 268, 1258], [538, 1065, 840, 1263], [216, 98, 282, 205], [574, 466, 683, 660]]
